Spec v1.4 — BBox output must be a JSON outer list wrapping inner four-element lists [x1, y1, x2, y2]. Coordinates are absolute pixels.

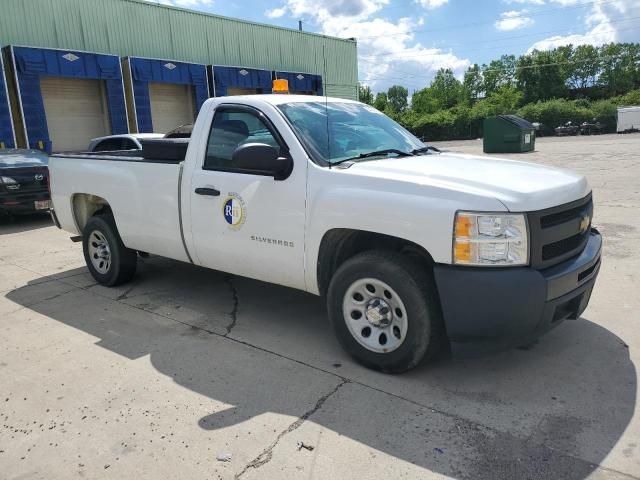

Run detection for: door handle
[[195, 187, 221, 196]]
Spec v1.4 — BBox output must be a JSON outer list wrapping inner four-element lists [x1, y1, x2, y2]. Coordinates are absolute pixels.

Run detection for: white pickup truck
[[49, 94, 601, 372]]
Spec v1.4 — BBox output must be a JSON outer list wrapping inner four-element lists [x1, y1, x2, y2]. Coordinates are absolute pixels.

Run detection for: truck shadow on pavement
[[6, 257, 637, 479], [0, 213, 52, 235]]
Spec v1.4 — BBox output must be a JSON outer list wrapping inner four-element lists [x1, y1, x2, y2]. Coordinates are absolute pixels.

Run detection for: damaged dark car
[[0, 149, 51, 218]]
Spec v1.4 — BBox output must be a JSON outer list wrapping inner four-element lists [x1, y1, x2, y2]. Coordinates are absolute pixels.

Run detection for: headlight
[[0, 176, 20, 190], [453, 212, 528, 266]]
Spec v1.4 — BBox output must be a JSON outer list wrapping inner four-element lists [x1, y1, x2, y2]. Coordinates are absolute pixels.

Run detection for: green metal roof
[[0, 0, 358, 99]]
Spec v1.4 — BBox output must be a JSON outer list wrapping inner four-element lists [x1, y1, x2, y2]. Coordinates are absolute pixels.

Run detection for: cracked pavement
[[1, 134, 639, 479]]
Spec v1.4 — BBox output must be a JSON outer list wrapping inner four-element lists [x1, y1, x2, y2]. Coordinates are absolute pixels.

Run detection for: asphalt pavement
[[1, 133, 639, 479]]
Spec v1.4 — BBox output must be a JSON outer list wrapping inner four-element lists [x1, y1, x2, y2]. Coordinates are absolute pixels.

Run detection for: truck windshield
[[277, 102, 426, 165]]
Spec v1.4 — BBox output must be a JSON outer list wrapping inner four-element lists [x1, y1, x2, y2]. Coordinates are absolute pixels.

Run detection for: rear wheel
[[327, 250, 444, 373], [83, 214, 137, 286]]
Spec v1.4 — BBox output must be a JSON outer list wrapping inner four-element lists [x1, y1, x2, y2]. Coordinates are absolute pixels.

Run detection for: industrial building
[[0, 0, 358, 152]]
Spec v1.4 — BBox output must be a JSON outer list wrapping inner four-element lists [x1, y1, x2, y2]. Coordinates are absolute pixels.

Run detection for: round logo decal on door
[[222, 192, 247, 230]]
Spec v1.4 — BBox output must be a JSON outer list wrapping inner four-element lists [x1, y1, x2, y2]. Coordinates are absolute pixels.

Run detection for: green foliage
[[516, 49, 568, 103], [382, 42, 640, 141], [410, 109, 457, 141], [462, 64, 483, 104], [616, 89, 640, 106], [411, 69, 464, 114], [565, 45, 600, 89], [400, 91, 639, 141], [482, 55, 517, 96], [358, 84, 374, 105], [373, 92, 389, 111], [482, 86, 523, 115], [589, 99, 618, 129], [599, 43, 640, 96], [411, 87, 440, 115], [516, 99, 591, 134], [429, 69, 463, 109], [387, 85, 409, 113]]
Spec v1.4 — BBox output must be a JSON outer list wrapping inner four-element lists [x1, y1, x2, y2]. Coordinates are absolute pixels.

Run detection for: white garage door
[[149, 83, 194, 134], [41, 76, 110, 152]]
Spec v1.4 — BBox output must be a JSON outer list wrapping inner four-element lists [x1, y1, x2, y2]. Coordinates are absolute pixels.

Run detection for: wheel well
[[317, 229, 435, 297], [72, 194, 112, 233]]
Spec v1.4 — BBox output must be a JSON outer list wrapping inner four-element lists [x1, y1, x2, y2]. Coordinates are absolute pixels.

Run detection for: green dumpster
[[483, 115, 536, 153]]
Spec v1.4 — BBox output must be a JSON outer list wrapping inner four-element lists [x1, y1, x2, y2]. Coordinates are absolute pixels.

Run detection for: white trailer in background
[[617, 106, 640, 133]]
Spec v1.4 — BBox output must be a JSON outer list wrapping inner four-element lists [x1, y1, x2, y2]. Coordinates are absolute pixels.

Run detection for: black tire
[[82, 214, 137, 286], [327, 250, 444, 373]]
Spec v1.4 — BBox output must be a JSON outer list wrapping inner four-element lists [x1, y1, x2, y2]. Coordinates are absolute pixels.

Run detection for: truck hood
[[347, 152, 590, 211]]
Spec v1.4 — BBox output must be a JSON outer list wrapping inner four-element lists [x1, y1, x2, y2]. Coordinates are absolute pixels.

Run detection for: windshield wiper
[[331, 148, 414, 166], [411, 145, 440, 155]]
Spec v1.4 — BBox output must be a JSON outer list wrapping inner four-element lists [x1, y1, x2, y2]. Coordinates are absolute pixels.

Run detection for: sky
[[149, 0, 640, 93]]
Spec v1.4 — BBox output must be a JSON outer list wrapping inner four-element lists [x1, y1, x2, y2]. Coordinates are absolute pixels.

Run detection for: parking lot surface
[[1, 134, 639, 479]]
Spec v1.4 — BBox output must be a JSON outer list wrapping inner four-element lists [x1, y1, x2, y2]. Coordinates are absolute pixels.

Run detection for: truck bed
[[49, 138, 190, 263], [51, 138, 189, 164]]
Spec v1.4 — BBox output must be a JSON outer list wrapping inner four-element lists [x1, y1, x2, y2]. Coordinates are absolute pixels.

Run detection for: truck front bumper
[[433, 228, 602, 354]]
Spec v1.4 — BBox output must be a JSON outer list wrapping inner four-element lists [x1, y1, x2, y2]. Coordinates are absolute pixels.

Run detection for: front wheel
[[82, 214, 137, 286], [327, 251, 444, 373]]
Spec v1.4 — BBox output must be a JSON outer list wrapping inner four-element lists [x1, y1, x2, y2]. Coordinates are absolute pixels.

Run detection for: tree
[[358, 84, 374, 105], [387, 85, 408, 113], [565, 45, 600, 90], [483, 86, 522, 114], [516, 50, 567, 103], [411, 87, 440, 115], [482, 55, 516, 96], [599, 43, 639, 96], [373, 92, 389, 111], [462, 64, 483, 104], [430, 68, 463, 109], [367, 41, 640, 141]]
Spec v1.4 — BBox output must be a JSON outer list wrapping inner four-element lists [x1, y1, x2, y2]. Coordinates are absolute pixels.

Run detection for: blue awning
[[128, 57, 208, 133], [11, 46, 127, 153], [0, 55, 16, 149], [275, 71, 323, 95], [211, 66, 272, 96]]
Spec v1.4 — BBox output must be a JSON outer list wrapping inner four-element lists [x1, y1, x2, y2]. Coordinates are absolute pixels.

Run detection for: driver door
[[189, 105, 307, 289]]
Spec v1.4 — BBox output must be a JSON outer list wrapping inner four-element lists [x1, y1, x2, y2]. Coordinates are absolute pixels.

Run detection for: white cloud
[[527, 26, 612, 51], [272, 0, 469, 93], [495, 10, 534, 31], [503, 0, 545, 4], [548, 0, 581, 5], [502, 0, 589, 4], [338, 17, 470, 92], [277, 0, 389, 22], [528, 0, 640, 52], [414, 0, 449, 9], [265, 7, 287, 18]]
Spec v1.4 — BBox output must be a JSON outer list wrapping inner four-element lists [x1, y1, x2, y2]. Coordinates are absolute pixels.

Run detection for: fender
[[303, 162, 507, 294]]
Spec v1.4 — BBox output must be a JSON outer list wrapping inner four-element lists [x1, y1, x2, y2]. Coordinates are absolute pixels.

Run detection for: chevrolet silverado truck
[[48, 94, 601, 373]]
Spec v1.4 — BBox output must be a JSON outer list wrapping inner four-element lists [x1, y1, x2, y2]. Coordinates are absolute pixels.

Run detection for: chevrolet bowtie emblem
[[579, 214, 590, 234]]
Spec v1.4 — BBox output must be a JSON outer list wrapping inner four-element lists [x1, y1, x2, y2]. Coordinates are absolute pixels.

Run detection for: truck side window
[[121, 138, 138, 150], [93, 138, 125, 152], [204, 110, 280, 171]]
